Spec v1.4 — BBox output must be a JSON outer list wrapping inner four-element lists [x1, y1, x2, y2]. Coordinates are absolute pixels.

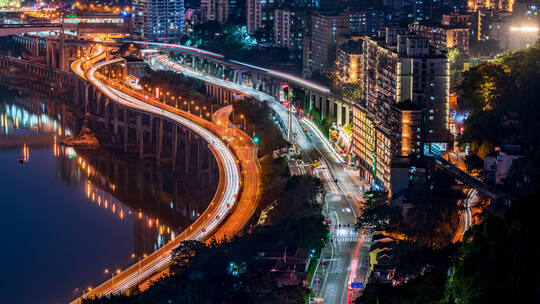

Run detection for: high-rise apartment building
[[308, 12, 350, 72], [363, 28, 450, 144], [274, 9, 291, 48], [351, 102, 423, 191], [201, 0, 229, 24], [350, 27, 452, 192], [247, 0, 263, 34], [274, 9, 307, 50], [132, 0, 185, 41]]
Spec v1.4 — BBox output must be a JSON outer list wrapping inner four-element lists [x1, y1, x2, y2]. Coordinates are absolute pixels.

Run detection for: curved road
[[210, 106, 261, 240], [70, 55, 245, 302], [153, 55, 371, 303]]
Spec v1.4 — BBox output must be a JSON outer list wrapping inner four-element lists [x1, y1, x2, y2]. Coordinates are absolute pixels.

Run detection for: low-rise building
[[484, 145, 524, 185]]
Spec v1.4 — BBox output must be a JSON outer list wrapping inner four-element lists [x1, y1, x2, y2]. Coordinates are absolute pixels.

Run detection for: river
[[0, 86, 218, 304]]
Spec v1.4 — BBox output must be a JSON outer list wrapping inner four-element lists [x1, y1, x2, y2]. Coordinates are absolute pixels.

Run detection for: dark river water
[[0, 87, 218, 304]]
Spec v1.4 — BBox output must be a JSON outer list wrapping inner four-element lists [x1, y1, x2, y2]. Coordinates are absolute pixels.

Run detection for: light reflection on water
[[1, 101, 73, 137], [0, 89, 218, 303]]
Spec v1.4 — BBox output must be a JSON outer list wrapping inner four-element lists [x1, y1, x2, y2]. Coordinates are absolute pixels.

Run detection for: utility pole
[[283, 83, 293, 147]]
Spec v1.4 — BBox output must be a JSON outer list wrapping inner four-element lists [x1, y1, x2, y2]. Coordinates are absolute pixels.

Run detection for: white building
[[132, 0, 185, 41], [484, 146, 524, 185]]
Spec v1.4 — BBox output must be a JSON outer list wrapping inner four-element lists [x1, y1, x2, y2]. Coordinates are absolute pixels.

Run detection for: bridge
[[0, 23, 63, 36], [433, 155, 514, 204]]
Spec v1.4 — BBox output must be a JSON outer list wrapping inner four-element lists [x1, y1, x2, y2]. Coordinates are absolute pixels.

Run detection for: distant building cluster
[[96, 0, 539, 195]]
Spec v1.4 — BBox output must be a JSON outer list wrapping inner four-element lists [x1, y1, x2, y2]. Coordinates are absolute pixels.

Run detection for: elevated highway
[[0, 23, 63, 36], [69, 52, 255, 302], [129, 41, 354, 127], [433, 155, 514, 204]]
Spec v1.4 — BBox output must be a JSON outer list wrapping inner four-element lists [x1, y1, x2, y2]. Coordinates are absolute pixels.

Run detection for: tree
[[171, 240, 207, 274], [356, 191, 402, 232], [469, 39, 501, 57], [458, 63, 511, 113], [445, 191, 540, 304], [341, 83, 362, 100], [464, 154, 484, 175], [404, 172, 463, 247]]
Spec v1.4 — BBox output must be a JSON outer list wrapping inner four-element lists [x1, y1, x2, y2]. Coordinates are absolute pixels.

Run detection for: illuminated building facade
[[246, 0, 263, 34], [468, 0, 515, 12], [132, 0, 185, 41], [409, 22, 470, 52], [350, 27, 451, 193], [273, 9, 306, 51], [335, 40, 363, 86], [351, 105, 392, 190], [64, 14, 131, 40], [363, 28, 450, 144], [442, 11, 474, 27]]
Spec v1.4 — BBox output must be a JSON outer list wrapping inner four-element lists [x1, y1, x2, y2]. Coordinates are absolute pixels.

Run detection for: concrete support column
[[335, 101, 345, 126], [321, 97, 327, 119], [149, 115, 153, 143], [172, 124, 178, 171], [185, 132, 190, 173], [104, 98, 110, 130], [123, 109, 128, 153], [84, 84, 89, 116], [113, 103, 119, 135], [197, 138, 202, 177], [137, 114, 143, 159], [329, 98, 335, 117], [156, 118, 163, 164], [51, 43, 57, 68]]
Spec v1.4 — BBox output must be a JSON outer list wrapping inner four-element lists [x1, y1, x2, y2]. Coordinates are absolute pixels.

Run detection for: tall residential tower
[[132, 0, 185, 41]]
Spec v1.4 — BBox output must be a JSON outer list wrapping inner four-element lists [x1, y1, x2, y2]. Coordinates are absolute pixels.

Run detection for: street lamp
[[131, 253, 148, 285], [76, 286, 92, 297], [105, 268, 122, 291], [240, 114, 246, 132]]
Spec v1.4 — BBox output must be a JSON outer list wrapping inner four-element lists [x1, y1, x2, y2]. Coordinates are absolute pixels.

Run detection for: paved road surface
[[69, 54, 260, 303], [154, 56, 372, 304]]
